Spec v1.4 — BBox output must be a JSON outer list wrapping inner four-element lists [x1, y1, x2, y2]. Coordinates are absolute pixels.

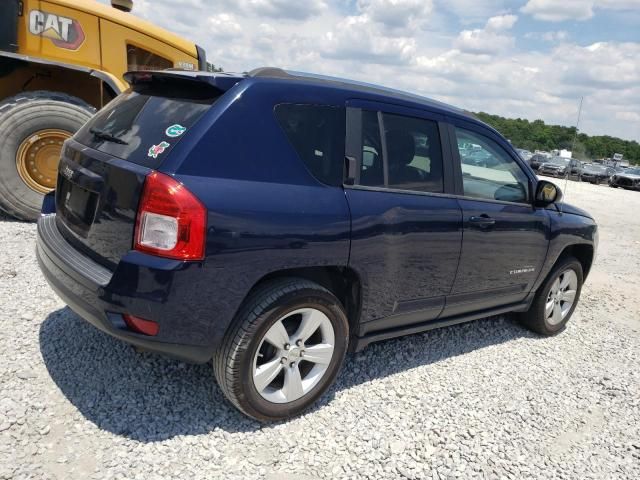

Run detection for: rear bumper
[[37, 214, 216, 363]]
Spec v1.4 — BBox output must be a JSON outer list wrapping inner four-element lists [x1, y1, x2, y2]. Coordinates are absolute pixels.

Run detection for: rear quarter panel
[[166, 79, 352, 339]]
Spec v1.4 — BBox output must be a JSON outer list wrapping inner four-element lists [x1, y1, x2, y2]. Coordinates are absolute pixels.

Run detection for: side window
[[360, 110, 384, 187], [127, 44, 173, 71], [383, 113, 444, 193], [275, 104, 346, 186], [455, 127, 530, 203], [356, 110, 444, 193]]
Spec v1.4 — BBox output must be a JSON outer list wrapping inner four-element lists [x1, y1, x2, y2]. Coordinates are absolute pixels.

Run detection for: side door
[[344, 100, 463, 335], [443, 120, 550, 317]]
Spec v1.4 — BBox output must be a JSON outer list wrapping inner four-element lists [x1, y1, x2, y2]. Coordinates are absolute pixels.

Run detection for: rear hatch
[[55, 71, 240, 269]]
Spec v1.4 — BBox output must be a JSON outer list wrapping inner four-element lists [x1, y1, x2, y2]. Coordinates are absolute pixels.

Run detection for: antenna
[[560, 96, 584, 212]]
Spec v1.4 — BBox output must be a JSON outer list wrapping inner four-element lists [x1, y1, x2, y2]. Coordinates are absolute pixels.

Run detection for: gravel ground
[[1, 179, 639, 480]]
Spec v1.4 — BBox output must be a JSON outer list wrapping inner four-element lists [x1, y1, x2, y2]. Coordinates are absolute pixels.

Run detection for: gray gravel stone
[[1, 182, 640, 479]]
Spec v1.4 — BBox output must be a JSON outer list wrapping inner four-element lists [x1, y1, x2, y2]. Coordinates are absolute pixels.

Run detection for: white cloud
[[207, 14, 242, 40], [525, 30, 570, 42], [521, 0, 640, 22], [559, 42, 640, 89], [486, 14, 518, 31], [616, 111, 640, 122], [150, 0, 327, 21], [322, 15, 416, 65], [93, 0, 640, 142], [357, 0, 433, 31], [521, 0, 594, 22], [436, 0, 511, 23], [454, 15, 518, 55], [244, 0, 327, 20], [454, 30, 515, 54]]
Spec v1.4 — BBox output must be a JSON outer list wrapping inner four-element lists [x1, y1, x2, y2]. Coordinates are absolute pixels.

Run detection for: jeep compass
[[37, 68, 598, 421]]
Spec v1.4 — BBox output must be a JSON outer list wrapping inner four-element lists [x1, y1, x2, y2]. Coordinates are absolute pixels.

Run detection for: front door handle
[[469, 215, 496, 228]]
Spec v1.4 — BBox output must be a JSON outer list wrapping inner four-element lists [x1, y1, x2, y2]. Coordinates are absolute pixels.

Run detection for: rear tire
[[0, 91, 95, 221], [518, 257, 583, 335], [213, 278, 349, 422]]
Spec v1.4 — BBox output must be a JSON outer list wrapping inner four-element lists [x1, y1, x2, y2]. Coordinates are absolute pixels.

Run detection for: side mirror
[[535, 180, 563, 207]]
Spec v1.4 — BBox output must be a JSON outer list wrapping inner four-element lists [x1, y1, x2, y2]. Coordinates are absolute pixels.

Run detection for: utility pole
[[571, 96, 584, 157]]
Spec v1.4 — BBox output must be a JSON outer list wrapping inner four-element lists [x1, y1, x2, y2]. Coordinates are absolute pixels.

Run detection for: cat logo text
[[29, 10, 86, 51]]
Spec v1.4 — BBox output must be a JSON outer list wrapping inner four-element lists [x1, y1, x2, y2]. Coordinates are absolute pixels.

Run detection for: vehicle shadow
[[0, 210, 28, 223], [39, 306, 533, 442]]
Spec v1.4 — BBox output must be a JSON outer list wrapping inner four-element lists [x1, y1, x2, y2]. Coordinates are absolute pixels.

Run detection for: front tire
[[0, 91, 95, 221], [518, 257, 583, 335], [214, 278, 349, 422]]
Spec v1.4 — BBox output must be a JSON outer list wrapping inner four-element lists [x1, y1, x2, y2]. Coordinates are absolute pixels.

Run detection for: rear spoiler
[[123, 70, 245, 95]]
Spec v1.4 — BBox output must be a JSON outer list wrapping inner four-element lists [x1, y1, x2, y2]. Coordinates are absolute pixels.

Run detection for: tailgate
[[55, 141, 147, 269]]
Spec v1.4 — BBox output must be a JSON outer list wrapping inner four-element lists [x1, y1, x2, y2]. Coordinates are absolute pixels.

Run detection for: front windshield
[[626, 168, 640, 175], [585, 165, 605, 172]]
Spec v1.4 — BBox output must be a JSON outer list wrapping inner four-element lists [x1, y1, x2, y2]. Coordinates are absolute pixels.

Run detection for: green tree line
[[474, 112, 640, 165]]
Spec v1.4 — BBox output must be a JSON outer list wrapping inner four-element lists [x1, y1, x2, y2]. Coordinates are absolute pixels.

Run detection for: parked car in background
[[529, 154, 548, 171], [539, 156, 570, 177], [580, 164, 613, 184], [609, 167, 640, 190], [460, 148, 493, 167], [516, 149, 533, 161], [36, 68, 597, 421], [568, 159, 584, 176]]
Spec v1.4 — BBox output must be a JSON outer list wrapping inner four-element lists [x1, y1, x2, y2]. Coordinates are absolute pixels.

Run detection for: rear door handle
[[469, 215, 496, 228]]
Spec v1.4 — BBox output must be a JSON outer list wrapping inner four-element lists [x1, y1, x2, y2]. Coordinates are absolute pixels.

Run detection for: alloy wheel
[[252, 308, 335, 404], [545, 269, 578, 325]]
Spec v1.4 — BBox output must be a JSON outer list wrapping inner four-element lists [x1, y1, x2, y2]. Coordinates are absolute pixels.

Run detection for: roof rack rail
[[245, 66, 470, 119], [247, 67, 292, 79]]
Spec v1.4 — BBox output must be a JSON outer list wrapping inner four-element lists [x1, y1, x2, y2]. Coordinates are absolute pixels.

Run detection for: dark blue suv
[[37, 68, 597, 421]]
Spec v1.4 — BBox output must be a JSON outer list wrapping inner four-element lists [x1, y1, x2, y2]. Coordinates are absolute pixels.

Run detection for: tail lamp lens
[[123, 314, 159, 336], [134, 171, 206, 260]]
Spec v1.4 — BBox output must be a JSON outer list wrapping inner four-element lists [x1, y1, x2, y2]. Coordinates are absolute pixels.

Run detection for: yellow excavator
[[0, 0, 207, 220]]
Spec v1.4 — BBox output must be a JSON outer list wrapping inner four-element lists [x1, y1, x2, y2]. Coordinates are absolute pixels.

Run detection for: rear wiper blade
[[90, 128, 128, 145]]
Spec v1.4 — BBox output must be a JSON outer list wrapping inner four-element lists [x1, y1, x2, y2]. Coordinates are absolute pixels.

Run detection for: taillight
[[123, 314, 159, 336], [134, 171, 206, 260]]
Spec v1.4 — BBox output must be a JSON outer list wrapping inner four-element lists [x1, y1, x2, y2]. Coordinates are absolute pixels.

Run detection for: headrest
[[386, 130, 415, 166]]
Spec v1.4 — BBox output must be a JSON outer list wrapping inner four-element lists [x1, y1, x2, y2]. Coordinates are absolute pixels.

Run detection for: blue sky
[[99, 0, 640, 142]]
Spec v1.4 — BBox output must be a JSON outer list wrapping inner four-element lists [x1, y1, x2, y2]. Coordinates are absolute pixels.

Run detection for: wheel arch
[[0, 52, 122, 109], [243, 266, 363, 342], [555, 243, 594, 280]]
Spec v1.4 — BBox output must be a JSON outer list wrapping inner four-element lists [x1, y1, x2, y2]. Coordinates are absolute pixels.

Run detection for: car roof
[[247, 67, 469, 116], [133, 67, 498, 135]]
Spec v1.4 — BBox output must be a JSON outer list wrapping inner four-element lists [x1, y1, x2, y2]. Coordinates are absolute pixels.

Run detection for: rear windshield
[[74, 90, 217, 168]]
